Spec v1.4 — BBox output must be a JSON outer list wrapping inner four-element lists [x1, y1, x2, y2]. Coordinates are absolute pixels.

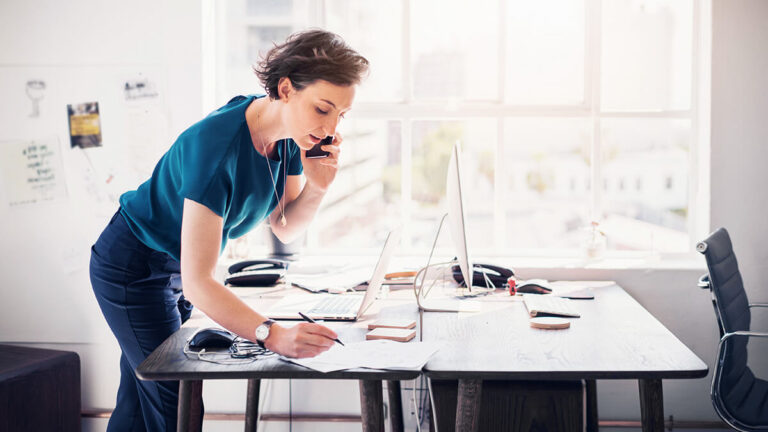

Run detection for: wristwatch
[[255, 319, 275, 348]]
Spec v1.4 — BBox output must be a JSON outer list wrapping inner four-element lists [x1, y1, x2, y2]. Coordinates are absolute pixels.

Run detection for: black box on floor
[[0, 344, 81, 432]]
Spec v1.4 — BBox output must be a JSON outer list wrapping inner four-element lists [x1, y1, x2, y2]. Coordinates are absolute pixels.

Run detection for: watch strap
[[255, 319, 275, 348]]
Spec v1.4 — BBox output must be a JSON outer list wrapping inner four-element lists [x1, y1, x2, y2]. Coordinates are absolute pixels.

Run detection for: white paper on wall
[[0, 136, 68, 207]]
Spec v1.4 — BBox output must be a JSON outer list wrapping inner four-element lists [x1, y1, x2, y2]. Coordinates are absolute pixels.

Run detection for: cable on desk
[[182, 336, 275, 365], [412, 213, 497, 301]]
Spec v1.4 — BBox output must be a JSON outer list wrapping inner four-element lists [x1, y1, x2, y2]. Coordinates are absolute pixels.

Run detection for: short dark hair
[[254, 29, 369, 99]]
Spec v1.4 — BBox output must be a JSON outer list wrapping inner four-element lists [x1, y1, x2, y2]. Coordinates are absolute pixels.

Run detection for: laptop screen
[[357, 228, 401, 315]]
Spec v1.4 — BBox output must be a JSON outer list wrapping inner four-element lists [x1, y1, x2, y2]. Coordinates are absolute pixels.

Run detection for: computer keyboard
[[308, 295, 360, 315], [522, 294, 581, 318]]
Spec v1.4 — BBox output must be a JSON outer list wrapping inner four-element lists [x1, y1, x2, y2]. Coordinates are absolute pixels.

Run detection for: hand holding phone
[[306, 136, 333, 158]]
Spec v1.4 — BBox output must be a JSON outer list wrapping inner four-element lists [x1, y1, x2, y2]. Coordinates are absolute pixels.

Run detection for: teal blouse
[[119, 95, 303, 261]]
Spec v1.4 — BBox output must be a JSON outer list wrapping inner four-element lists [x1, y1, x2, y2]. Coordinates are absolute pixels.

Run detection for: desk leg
[[177, 379, 203, 432], [245, 379, 261, 432], [359, 379, 384, 432], [455, 378, 482, 432], [638, 379, 664, 432], [386, 380, 404, 432], [586, 380, 598, 432]]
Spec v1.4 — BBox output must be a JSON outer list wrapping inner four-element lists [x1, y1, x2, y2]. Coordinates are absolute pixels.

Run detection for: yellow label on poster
[[69, 113, 101, 136]]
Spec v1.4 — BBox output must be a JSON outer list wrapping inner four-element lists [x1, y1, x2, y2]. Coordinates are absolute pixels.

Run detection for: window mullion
[[589, 0, 603, 223], [401, 120, 413, 250], [495, 0, 507, 250], [494, 118, 506, 251], [688, 0, 705, 249], [401, 0, 413, 249], [402, 0, 412, 104]]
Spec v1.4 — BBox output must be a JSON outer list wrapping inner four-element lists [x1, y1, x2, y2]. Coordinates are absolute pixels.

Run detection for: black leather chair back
[[698, 227, 767, 430], [699, 228, 750, 369]]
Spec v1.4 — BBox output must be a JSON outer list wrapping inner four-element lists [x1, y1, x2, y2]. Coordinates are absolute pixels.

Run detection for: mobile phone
[[306, 136, 333, 158]]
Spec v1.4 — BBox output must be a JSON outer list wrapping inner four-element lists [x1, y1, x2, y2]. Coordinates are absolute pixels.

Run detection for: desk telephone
[[225, 259, 288, 287], [452, 263, 515, 288]]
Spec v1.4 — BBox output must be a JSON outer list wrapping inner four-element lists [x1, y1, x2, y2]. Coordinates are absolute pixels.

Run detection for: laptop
[[266, 228, 400, 321]]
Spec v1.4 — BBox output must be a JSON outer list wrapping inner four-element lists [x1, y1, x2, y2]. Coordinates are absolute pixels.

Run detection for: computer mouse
[[515, 279, 553, 295], [188, 328, 237, 350]]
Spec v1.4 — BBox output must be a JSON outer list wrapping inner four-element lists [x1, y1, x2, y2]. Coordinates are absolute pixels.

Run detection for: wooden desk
[[135, 291, 420, 432], [421, 284, 709, 432]]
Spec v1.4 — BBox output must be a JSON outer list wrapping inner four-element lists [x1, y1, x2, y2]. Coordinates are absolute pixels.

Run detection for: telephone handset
[[452, 262, 515, 288], [225, 259, 288, 287], [306, 136, 333, 158]]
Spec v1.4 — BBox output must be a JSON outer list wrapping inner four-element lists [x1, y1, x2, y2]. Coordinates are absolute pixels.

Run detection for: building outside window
[[206, 0, 709, 259]]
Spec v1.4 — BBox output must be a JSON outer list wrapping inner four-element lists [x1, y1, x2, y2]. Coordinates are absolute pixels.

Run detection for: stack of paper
[[288, 266, 372, 293], [283, 340, 441, 373]]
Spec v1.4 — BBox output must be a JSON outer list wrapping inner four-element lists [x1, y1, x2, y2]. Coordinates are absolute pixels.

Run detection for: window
[[208, 0, 708, 258]]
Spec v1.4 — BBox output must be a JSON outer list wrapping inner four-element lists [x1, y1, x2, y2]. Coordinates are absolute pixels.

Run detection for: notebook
[[266, 229, 400, 321]]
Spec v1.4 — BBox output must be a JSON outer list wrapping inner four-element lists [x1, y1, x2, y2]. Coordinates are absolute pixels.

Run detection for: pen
[[298, 312, 345, 346]]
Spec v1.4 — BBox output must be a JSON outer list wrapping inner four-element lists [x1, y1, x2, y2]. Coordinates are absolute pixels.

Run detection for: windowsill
[[472, 254, 705, 271], [219, 247, 705, 273]]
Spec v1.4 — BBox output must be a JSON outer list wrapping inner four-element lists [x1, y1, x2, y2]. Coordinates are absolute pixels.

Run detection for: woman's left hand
[[301, 132, 342, 193]]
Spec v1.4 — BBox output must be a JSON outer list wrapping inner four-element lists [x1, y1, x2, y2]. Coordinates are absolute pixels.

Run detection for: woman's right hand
[[264, 322, 338, 358]]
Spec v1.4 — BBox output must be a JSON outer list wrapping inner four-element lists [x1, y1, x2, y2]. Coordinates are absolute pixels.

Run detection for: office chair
[[697, 227, 768, 431]]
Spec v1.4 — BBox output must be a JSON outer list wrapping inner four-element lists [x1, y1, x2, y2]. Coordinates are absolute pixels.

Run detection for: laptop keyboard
[[308, 295, 360, 315]]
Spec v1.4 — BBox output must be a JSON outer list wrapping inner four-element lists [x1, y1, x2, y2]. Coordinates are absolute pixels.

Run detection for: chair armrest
[[698, 274, 710, 289], [749, 303, 768, 309]]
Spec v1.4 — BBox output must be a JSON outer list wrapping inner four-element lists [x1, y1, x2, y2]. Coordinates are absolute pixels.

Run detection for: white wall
[[0, 0, 203, 343], [1, 0, 767, 430], [709, 0, 768, 394], [710, 1, 768, 304]]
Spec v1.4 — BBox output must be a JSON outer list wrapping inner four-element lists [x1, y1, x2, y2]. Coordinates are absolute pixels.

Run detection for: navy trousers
[[90, 209, 195, 432]]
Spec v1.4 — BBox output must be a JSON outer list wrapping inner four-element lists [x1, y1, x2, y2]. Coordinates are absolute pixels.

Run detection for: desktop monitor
[[446, 141, 473, 290]]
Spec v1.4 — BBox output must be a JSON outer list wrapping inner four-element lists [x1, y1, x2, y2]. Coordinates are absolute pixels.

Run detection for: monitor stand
[[414, 213, 481, 313]]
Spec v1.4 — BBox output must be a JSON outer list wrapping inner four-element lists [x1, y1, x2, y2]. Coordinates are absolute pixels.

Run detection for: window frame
[[204, 0, 711, 260]]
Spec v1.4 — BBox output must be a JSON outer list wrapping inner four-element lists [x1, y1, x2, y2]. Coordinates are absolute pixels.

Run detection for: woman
[[90, 29, 369, 431]]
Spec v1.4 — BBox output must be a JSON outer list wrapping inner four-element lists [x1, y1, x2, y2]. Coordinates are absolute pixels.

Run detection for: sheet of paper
[[0, 137, 68, 206], [283, 340, 441, 373], [288, 266, 372, 292]]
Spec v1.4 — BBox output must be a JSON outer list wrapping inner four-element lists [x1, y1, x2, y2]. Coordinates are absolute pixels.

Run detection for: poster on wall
[[67, 101, 102, 148], [0, 137, 68, 207], [26, 79, 46, 118], [119, 72, 170, 189], [124, 76, 159, 101]]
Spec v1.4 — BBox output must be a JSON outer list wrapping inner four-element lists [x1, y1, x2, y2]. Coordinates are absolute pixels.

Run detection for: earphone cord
[[257, 111, 287, 226]]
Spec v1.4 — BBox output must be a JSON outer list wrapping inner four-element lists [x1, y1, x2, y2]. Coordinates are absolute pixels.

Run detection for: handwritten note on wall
[[0, 138, 67, 206]]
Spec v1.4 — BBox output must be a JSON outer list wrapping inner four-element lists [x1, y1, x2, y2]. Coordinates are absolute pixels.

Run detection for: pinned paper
[[67, 101, 102, 148], [0, 137, 68, 207]]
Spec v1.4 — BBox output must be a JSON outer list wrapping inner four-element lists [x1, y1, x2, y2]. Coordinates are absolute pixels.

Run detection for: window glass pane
[[325, 0, 403, 102], [247, 26, 293, 68], [600, 118, 690, 252], [506, 0, 585, 105], [411, 119, 497, 252], [601, 0, 693, 111], [411, 0, 499, 100], [503, 119, 591, 250], [219, 1, 293, 101], [307, 118, 402, 250], [246, 0, 292, 17], [219, 0, 314, 103]]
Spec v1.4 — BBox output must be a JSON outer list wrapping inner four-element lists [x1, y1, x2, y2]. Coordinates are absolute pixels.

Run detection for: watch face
[[256, 324, 269, 341]]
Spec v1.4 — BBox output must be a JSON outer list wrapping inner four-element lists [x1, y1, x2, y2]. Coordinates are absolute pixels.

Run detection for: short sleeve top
[[118, 95, 303, 261]]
